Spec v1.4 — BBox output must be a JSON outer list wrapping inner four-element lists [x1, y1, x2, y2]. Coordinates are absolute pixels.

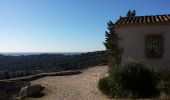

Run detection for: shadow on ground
[[29, 91, 46, 98]]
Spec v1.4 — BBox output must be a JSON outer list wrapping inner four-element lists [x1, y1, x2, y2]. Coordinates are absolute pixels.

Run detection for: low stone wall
[[2, 70, 82, 82], [44, 70, 82, 76]]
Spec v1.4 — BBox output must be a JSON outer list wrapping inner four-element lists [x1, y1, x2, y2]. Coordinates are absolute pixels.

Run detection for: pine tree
[[103, 20, 120, 66], [126, 10, 136, 17]]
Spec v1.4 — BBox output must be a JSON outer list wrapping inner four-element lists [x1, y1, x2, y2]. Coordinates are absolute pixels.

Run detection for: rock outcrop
[[20, 83, 44, 98]]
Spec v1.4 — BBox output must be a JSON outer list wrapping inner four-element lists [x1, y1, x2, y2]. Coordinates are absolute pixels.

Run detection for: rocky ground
[[25, 66, 111, 100]]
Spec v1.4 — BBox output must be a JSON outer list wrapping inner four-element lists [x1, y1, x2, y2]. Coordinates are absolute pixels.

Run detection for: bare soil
[[25, 66, 111, 100]]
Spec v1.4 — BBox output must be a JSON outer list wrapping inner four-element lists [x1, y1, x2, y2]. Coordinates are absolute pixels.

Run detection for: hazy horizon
[[0, 0, 170, 52], [0, 50, 105, 56], [0, 52, 83, 56]]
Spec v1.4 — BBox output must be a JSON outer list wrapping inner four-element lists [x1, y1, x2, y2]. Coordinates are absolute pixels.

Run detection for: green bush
[[98, 77, 128, 98], [157, 81, 170, 94], [98, 77, 112, 96], [156, 67, 170, 94], [99, 60, 160, 98], [112, 61, 159, 98], [157, 67, 170, 82]]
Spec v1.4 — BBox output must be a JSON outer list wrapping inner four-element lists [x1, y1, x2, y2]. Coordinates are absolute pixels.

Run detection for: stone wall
[[3, 70, 82, 82]]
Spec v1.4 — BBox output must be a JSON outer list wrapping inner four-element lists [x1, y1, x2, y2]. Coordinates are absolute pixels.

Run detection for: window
[[145, 35, 163, 58]]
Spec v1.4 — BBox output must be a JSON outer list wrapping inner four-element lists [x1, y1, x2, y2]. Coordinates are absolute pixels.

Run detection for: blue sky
[[0, 0, 170, 52]]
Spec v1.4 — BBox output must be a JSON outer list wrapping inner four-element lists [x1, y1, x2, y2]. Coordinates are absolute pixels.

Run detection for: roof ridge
[[115, 14, 170, 26], [120, 14, 170, 18]]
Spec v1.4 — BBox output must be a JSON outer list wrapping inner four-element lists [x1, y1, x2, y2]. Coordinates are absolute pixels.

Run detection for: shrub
[[98, 76, 128, 98], [157, 67, 170, 82], [156, 67, 170, 95], [98, 77, 112, 96], [112, 61, 159, 98], [158, 81, 170, 94], [99, 60, 160, 98]]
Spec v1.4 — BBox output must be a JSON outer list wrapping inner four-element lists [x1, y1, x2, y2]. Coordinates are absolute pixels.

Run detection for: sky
[[0, 0, 170, 52]]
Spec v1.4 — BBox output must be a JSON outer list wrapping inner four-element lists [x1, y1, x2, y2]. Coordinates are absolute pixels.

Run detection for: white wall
[[116, 24, 170, 67]]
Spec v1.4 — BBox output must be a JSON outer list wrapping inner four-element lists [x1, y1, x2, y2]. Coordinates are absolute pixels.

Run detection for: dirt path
[[25, 66, 110, 100]]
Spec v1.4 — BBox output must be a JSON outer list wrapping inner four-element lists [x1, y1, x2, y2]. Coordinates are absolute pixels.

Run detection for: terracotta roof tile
[[151, 16, 155, 23], [163, 15, 168, 21], [166, 15, 170, 20], [115, 14, 170, 26]]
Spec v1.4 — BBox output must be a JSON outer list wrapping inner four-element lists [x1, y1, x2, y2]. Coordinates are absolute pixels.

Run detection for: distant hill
[[0, 51, 107, 79], [0, 52, 81, 56]]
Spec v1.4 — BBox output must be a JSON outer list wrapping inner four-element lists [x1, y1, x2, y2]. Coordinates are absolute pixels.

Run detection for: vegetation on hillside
[[0, 51, 107, 80]]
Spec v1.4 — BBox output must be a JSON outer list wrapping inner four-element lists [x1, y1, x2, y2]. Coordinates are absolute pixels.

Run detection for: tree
[[103, 20, 120, 67], [126, 10, 136, 17], [4, 71, 10, 79]]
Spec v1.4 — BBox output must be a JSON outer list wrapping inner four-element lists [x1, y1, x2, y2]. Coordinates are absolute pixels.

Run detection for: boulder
[[20, 83, 44, 98]]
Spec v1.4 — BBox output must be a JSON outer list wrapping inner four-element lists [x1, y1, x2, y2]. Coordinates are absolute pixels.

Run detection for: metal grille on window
[[145, 35, 163, 58]]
